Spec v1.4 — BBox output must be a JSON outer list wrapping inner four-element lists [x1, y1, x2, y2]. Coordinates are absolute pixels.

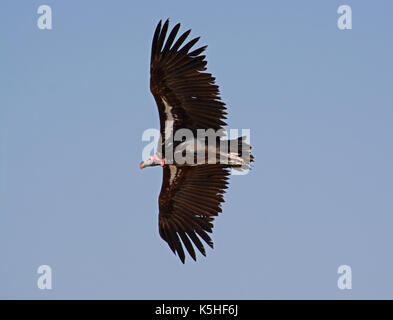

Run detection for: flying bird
[[140, 19, 254, 263]]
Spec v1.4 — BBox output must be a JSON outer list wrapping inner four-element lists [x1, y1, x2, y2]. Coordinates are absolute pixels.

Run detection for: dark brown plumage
[[146, 19, 253, 263], [158, 165, 229, 263], [150, 19, 227, 139]]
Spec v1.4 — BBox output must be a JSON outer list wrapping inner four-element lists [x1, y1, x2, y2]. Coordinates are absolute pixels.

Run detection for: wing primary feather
[[168, 225, 186, 263], [160, 223, 176, 254], [177, 229, 196, 261], [177, 37, 200, 56], [195, 228, 214, 249], [162, 23, 181, 55], [189, 45, 207, 57], [151, 20, 162, 63], [170, 29, 191, 53], [185, 231, 206, 256], [156, 19, 169, 57]]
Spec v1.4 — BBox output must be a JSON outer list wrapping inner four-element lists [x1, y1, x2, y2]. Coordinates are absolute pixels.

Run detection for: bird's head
[[140, 154, 164, 169]]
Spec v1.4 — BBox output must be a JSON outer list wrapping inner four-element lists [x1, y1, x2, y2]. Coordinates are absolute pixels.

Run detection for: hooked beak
[[140, 161, 145, 170]]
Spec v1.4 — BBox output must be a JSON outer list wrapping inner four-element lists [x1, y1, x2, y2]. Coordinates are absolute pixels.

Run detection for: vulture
[[140, 19, 254, 263]]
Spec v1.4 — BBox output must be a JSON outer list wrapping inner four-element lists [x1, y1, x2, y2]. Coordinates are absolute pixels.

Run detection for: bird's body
[[140, 19, 254, 263]]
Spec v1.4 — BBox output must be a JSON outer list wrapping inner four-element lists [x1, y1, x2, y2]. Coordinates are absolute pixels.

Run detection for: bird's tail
[[225, 136, 254, 171]]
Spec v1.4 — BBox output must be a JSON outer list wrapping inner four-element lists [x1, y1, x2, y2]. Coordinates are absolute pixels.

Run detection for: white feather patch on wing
[[168, 165, 178, 185], [162, 98, 174, 122]]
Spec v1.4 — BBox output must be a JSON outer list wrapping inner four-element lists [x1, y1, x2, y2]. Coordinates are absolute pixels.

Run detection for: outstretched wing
[[158, 165, 230, 263], [150, 19, 227, 138]]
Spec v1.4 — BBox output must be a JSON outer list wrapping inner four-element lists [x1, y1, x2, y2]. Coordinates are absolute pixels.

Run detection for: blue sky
[[1, 0, 392, 299]]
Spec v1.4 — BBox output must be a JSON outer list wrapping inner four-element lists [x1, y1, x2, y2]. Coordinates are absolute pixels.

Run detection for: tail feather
[[228, 136, 254, 171]]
